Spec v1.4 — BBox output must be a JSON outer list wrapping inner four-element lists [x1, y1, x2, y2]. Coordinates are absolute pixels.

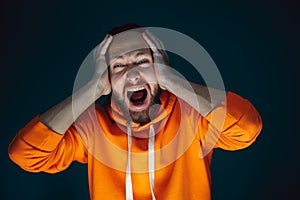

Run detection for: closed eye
[[113, 63, 126, 68], [137, 59, 150, 65]]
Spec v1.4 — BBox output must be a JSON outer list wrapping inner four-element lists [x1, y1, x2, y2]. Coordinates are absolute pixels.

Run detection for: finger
[[144, 30, 165, 51], [94, 60, 106, 76], [93, 35, 113, 76], [144, 31, 168, 58], [93, 34, 111, 58], [101, 69, 112, 95], [146, 30, 170, 64], [94, 35, 108, 54], [99, 35, 113, 56], [142, 32, 158, 53], [143, 36, 166, 66], [143, 32, 169, 65]]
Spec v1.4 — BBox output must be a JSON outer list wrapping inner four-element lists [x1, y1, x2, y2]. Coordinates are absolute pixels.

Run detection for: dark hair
[[108, 24, 145, 35], [107, 24, 169, 65]]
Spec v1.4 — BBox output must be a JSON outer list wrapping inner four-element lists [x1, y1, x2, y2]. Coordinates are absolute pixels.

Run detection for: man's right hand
[[91, 34, 113, 99], [39, 34, 113, 134]]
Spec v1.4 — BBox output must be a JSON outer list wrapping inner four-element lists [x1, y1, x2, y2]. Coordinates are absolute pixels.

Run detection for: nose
[[126, 67, 140, 84]]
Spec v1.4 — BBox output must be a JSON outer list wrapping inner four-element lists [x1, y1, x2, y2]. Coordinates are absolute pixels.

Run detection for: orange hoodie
[[8, 91, 262, 200]]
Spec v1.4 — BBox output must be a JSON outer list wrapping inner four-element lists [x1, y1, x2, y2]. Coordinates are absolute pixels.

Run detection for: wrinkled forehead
[[107, 31, 150, 62]]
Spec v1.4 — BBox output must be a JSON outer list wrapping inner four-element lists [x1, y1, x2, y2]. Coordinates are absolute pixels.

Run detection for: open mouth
[[127, 87, 148, 105], [126, 86, 150, 111]]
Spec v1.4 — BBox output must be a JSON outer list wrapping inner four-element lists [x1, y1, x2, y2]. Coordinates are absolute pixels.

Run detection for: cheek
[[139, 66, 157, 83], [110, 74, 126, 95]]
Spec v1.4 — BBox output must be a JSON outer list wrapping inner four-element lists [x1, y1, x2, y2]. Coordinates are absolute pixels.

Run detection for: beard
[[112, 86, 161, 125]]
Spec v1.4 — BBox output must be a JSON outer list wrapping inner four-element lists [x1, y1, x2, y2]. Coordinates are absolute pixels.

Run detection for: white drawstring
[[125, 123, 156, 200], [149, 124, 156, 200], [126, 122, 133, 200]]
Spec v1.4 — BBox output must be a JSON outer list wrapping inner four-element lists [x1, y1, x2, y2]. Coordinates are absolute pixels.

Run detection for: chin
[[113, 87, 161, 125], [130, 110, 151, 125]]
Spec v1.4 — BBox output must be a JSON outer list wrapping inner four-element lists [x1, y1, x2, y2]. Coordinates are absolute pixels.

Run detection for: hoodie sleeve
[[8, 116, 88, 174], [198, 92, 262, 151]]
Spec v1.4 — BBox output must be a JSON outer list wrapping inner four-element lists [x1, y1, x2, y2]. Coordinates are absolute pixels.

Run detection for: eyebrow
[[135, 52, 146, 57], [111, 51, 149, 62]]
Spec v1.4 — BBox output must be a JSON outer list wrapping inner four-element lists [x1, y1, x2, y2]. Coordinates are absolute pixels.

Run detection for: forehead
[[108, 31, 150, 61]]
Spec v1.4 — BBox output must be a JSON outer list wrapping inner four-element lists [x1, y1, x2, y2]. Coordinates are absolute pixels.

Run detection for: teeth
[[127, 86, 145, 92]]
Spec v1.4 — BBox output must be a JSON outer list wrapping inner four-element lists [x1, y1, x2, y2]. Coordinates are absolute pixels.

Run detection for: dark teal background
[[1, 0, 298, 199]]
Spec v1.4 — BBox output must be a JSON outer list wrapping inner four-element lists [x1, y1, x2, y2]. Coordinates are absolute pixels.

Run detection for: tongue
[[130, 90, 145, 101]]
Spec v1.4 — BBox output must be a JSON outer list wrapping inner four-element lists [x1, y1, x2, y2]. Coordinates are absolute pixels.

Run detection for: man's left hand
[[142, 30, 171, 90]]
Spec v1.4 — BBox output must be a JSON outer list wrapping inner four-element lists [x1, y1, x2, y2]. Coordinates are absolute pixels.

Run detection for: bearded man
[[8, 24, 262, 200]]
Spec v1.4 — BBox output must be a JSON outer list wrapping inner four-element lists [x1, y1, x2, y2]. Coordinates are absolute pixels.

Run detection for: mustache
[[110, 87, 162, 123], [124, 81, 148, 89]]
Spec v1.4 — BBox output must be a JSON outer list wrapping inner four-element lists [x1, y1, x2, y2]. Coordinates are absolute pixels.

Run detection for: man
[[8, 24, 262, 200]]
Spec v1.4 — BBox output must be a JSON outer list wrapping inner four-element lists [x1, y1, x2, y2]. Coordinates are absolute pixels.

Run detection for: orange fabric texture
[[8, 91, 262, 200]]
